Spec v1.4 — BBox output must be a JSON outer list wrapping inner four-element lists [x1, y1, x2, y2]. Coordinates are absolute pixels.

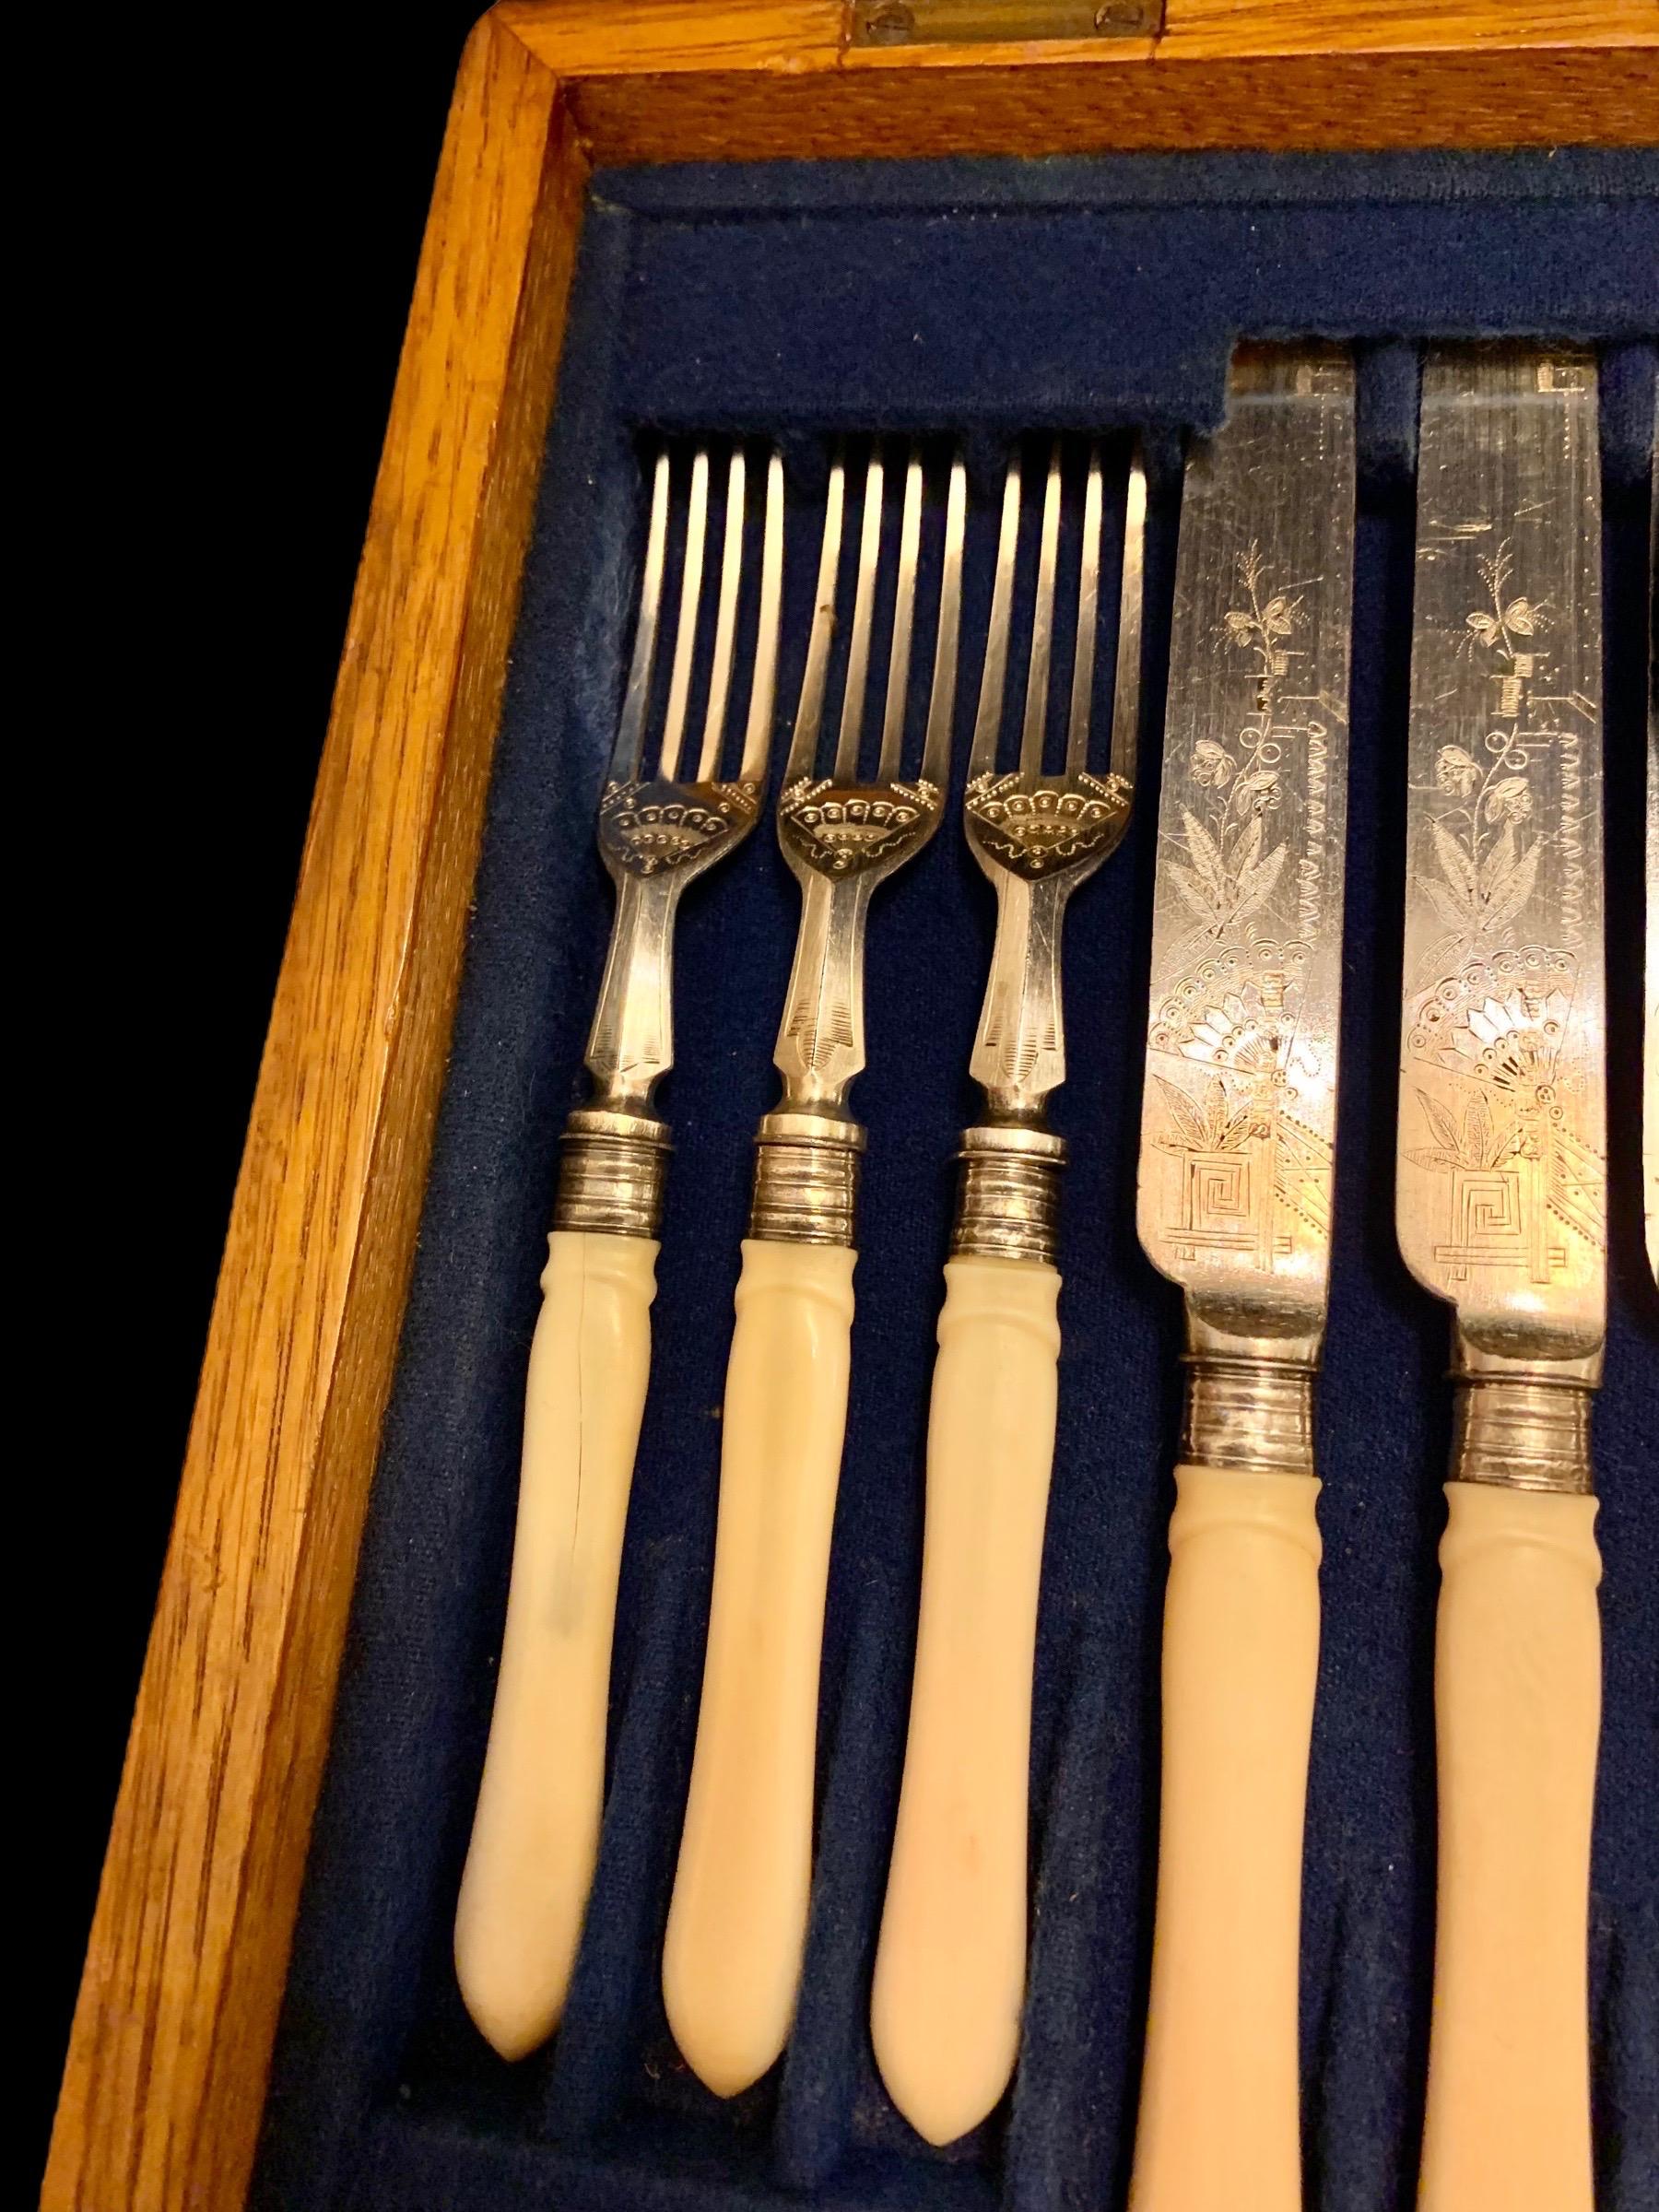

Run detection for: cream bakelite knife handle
[[1130, 1463, 1322, 2212], [871, 1254, 1060, 2145], [663, 1235, 856, 2095], [454, 1229, 657, 2060], [1418, 1481, 1602, 2212]]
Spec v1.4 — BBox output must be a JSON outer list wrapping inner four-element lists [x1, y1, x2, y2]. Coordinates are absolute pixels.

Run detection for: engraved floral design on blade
[[1146, 544, 1339, 1277], [1139, 359, 1356, 1320], [1415, 540, 1556, 948], [1406, 947, 1604, 1286], [1403, 512, 1605, 1296], [1149, 970, 1335, 1269], [1161, 545, 1306, 940]]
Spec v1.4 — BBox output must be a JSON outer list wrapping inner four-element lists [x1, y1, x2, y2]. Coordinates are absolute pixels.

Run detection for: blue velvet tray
[[255, 149, 1659, 2212]]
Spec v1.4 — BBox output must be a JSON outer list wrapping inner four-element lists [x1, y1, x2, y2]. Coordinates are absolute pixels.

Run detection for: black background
[[35, 4, 483, 2188]]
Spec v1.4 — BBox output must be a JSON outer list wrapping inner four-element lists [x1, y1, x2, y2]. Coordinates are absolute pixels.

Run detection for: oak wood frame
[[44, 6, 1657, 2206]]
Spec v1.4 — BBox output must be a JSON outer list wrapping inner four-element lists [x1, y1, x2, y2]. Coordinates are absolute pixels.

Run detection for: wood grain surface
[[500, 0, 1654, 77], [42, 18, 586, 2208], [45, 0, 1653, 2204], [567, 50, 1658, 165], [498, 0, 1654, 162]]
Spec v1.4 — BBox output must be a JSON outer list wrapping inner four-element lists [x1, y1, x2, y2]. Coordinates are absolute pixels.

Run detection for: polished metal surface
[[1182, 1358, 1316, 1478], [750, 444, 966, 1244], [554, 443, 784, 1238], [1397, 349, 1606, 1493], [951, 441, 1143, 1264], [1137, 347, 1356, 1460], [851, 0, 1163, 48]]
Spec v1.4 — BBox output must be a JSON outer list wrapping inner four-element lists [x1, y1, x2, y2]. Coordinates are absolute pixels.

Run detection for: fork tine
[[1020, 441, 1064, 787], [877, 446, 924, 782], [696, 447, 747, 783], [1110, 443, 1148, 788], [971, 453, 1023, 782], [834, 448, 886, 782], [657, 444, 710, 782], [738, 447, 785, 788], [612, 447, 672, 785], [787, 448, 846, 784], [1065, 443, 1104, 777], [920, 451, 967, 794]]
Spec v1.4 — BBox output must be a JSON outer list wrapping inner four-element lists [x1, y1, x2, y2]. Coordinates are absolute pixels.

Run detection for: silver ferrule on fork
[[748, 441, 966, 1245], [951, 440, 1144, 1265], [554, 441, 785, 1239]]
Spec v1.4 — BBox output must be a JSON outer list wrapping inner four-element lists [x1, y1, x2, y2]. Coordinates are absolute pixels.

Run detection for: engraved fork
[[455, 441, 783, 2062], [872, 440, 1144, 2144], [663, 441, 966, 2097]]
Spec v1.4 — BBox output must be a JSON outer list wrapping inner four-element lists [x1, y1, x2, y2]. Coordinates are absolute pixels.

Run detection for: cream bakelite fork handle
[[454, 1230, 657, 2060], [1130, 1463, 1322, 2212], [1418, 1481, 1602, 2212], [662, 1236, 856, 2096], [871, 1255, 1060, 2145]]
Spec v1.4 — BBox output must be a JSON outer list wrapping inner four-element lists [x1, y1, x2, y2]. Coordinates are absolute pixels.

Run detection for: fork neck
[[952, 867, 1083, 1267], [550, 870, 681, 1241], [771, 867, 876, 1120], [968, 868, 1077, 1127], [584, 866, 686, 1121], [746, 868, 878, 1248]]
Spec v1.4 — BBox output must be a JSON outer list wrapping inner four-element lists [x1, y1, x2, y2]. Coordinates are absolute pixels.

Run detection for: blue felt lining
[[254, 150, 1658, 2212]]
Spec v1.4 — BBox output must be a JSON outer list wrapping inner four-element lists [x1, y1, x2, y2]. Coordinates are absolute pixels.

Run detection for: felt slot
[[255, 150, 1658, 2212]]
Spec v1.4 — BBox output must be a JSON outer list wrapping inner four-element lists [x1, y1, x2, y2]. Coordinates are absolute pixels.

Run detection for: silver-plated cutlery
[[457, 377, 1631, 2195]]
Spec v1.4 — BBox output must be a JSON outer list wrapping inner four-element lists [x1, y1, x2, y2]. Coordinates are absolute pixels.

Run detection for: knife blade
[[1401, 346, 1605, 2212], [1129, 345, 1355, 2212]]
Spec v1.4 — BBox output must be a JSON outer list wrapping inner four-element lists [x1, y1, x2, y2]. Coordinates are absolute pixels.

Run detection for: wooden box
[[47, 8, 1656, 2209]]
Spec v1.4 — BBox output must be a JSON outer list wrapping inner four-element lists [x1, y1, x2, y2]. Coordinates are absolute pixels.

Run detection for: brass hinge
[[850, 0, 1163, 43]]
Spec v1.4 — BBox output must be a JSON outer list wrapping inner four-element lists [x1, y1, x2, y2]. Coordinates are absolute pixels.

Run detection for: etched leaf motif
[[1424, 877, 1473, 935], [1229, 840, 1288, 929], [1180, 807, 1228, 897], [1465, 1091, 1494, 1170], [1167, 861, 1222, 925], [1407, 1147, 1462, 1171], [1479, 838, 1541, 936], [1222, 609, 1254, 647], [1234, 815, 1265, 877], [1466, 610, 1501, 647], [1204, 1077, 1230, 1146], [1430, 818, 1477, 910], [1261, 594, 1295, 637], [1154, 1074, 1212, 1152], [1478, 820, 1517, 895], [1418, 1088, 1462, 1155], [1503, 597, 1537, 636]]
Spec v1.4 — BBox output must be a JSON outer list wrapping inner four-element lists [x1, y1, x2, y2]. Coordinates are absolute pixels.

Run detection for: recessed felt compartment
[[256, 149, 1659, 2212]]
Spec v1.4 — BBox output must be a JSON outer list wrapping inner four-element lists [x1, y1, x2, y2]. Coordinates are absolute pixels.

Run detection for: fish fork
[[663, 441, 966, 2097], [455, 441, 784, 2061], [872, 440, 1144, 2144]]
